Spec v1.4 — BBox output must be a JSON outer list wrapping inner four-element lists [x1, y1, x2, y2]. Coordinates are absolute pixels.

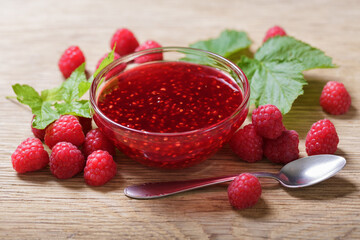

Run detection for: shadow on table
[[284, 176, 357, 200], [16, 168, 53, 183], [16, 164, 123, 193]]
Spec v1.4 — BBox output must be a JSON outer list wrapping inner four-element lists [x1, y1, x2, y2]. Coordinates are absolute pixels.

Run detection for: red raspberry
[[320, 81, 351, 115], [44, 115, 85, 149], [31, 115, 47, 141], [110, 28, 139, 56], [228, 173, 262, 210], [229, 124, 263, 163], [83, 129, 115, 157], [134, 40, 163, 63], [84, 150, 117, 186], [263, 26, 287, 42], [263, 130, 299, 164], [58, 46, 85, 79], [11, 137, 49, 173], [305, 119, 339, 156], [78, 117, 92, 135], [252, 104, 285, 139], [50, 142, 85, 179], [95, 52, 121, 70]]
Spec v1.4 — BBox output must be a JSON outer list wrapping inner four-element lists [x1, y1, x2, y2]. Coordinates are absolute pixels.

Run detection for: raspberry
[[31, 115, 47, 141], [305, 119, 339, 156], [83, 129, 115, 157], [95, 52, 121, 70], [110, 28, 139, 56], [263, 26, 287, 42], [229, 124, 263, 163], [252, 104, 285, 139], [44, 115, 85, 149], [58, 46, 85, 79], [134, 40, 163, 63], [84, 150, 117, 186], [11, 137, 49, 173], [320, 81, 351, 115], [50, 142, 85, 179], [78, 117, 92, 135], [263, 130, 299, 164], [228, 173, 262, 210]]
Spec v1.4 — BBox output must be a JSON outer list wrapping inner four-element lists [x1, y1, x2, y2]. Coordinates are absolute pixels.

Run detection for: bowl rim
[[90, 46, 250, 137]]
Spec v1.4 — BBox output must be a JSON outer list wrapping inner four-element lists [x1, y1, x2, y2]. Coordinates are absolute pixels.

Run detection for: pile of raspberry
[[12, 115, 117, 186], [227, 26, 350, 210], [227, 104, 341, 210], [12, 28, 161, 186]]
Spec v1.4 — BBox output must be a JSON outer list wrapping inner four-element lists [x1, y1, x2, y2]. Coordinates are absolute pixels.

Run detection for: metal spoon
[[124, 154, 346, 199]]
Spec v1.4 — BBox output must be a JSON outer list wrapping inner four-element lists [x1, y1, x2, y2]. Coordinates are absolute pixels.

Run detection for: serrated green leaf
[[183, 30, 252, 64], [12, 84, 43, 112], [190, 30, 252, 57], [32, 101, 60, 129], [237, 36, 335, 114], [61, 63, 88, 102], [54, 100, 91, 118], [255, 36, 335, 70], [238, 56, 307, 114]]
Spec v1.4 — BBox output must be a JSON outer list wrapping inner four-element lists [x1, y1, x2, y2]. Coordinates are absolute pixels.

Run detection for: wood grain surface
[[1, 0, 359, 239]]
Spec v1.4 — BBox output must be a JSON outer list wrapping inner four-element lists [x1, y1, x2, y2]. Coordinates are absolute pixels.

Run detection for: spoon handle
[[124, 175, 239, 199]]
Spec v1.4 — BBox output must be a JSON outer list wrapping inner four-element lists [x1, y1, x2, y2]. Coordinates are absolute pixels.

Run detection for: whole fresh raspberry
[[252, 104, 285, 139], [110, 28, 139, 56], [84, 150, 117, 186], [78, 117, 92, 135], [229, 124, 263, 163], [45, 115, 85, 149], [263, 130, 299, 164], [11, 137, 49, 173], [95, 52, 121, 70], [31, 115, 47, 141], [320, 81, 351, 115], [305, 119, 339, 156], [50, 142, 85, 179], [134, 40, 163, 63], [83, 129, 115, 157], [263, 26, 287, 42], [58, 46, 85, 79], [228, 173, 262, 210]]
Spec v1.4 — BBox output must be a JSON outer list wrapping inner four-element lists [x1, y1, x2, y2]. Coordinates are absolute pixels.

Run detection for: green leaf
[[60, 63, 88, 102], [12, 84, 43, 112], [32, 101, 60, 129], [54, 100, 91, 118], [238, 56, 307, 114], [10, 63, 92, 129], [183, 30, 252, 64], [237, 36, 335, 114], [255, 36, 335, 70], [190, 30, 252, 57], [40, 86, 63, 102]]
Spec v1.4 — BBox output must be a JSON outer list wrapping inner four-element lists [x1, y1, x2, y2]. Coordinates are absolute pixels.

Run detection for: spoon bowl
[[124, 154, 346, 199]]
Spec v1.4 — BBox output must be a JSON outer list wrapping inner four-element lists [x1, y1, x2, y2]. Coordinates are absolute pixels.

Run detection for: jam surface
[[98, 61, 242, 133]]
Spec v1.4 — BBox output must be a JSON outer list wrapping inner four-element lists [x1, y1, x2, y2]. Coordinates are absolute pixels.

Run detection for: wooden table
[[1, 0, 359, 239]]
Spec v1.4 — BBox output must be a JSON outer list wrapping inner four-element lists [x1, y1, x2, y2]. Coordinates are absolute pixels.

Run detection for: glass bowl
[[90, 47, 249, 169]]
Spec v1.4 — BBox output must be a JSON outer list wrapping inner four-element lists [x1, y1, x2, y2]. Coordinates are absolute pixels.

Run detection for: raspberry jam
[[98, 62, 242, 133], [94, 61, 248, 169]]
